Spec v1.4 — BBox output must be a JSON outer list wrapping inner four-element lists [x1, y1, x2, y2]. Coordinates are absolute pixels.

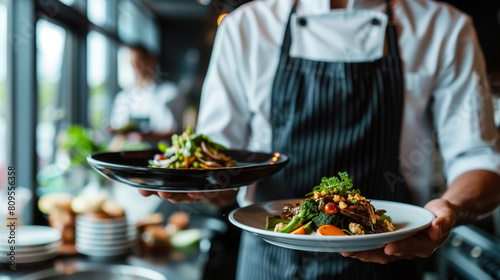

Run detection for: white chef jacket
[[197, 0, 500, 206], [110, 81, 185, 135]]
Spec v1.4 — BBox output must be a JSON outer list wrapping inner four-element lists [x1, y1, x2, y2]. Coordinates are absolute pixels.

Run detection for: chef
[[141, 0, 500, 278]]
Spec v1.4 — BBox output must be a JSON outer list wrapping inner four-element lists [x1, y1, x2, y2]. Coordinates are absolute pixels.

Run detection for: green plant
[[58, 125, 106, 167]]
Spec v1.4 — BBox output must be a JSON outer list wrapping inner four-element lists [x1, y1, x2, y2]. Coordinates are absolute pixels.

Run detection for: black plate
[[87, 150, 289, 192]]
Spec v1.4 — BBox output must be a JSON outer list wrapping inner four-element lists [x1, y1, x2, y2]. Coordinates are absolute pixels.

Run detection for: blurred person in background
[[109, 44, 186, 150], [140, 0, 500, 279]]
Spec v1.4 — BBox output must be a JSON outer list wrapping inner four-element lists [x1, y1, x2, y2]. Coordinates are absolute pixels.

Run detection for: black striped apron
[[237, 1, 419, 279]]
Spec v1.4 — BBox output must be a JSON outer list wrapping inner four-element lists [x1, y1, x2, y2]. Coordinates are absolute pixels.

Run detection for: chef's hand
[[340, 198, 456, 264], [138, 189, 238, 207]]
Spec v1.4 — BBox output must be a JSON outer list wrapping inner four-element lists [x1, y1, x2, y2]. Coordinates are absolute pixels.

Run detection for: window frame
[[6, 0, 39, 224], [6, 0, 159, 225]]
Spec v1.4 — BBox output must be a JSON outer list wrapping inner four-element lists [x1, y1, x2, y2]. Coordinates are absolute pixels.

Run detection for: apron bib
[[255, 0, 408, 202], [238, 1, 420, 279]]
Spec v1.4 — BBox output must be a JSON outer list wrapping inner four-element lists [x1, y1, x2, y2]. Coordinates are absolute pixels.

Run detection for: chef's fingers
[[385, 198, 456, 256], [139, 190, 237, 206], [384, 232, 439, 259], [187, 190, 238, 207], [423, 199, 457, 241], [341, 199, 457, 264], [138, 190, 158, 197], [386, 223, 453, 260], [340, 248, 412, 264]]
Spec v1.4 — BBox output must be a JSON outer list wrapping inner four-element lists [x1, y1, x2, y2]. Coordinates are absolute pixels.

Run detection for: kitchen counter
[[0, 244, 208, 280], [0, 214, 242, 280]]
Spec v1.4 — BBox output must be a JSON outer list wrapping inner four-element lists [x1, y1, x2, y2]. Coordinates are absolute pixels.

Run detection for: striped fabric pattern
[[238, 0, 417, 279]]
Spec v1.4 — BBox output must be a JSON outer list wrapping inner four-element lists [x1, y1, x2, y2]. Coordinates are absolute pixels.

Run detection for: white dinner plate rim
[[0, 240, 61, 252], [76, 244, 133, 256], [0, 246, 59, 259], [75, 225, 135, 234], [76, 220, 132, 229], [76, 240, 136, 251], [0, 251, 59, 263], [75, 230, 136, 240], [76, 235, 137, 246]]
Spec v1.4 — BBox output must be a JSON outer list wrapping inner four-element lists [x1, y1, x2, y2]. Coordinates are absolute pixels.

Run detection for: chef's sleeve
[[432, 14, 500, 184], [196, 14, 252, 149]]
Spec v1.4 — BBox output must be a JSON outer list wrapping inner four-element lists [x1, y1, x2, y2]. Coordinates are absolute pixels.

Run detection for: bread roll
[[38, 193, 73, 214]]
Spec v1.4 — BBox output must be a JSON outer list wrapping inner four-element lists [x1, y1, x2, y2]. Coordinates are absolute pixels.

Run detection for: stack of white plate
[[75, 215, 137, 258], [0, 225, 61, 263]]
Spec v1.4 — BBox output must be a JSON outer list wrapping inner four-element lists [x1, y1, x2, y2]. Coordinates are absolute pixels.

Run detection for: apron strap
[[276, 0, 298, 67], [385, 0, 400, 58], [385, 0, 395, 24]]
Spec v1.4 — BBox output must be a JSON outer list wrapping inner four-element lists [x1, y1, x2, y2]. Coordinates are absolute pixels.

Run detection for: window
[[0, 1, 7, 190], [87, 0, 108, 27], [59, 0, 75, 6], [59, 0, 86, 13], [6, 0, 161, 224], [118, 0, 138, 44], [87, 31, 109, 130], [36, 19, 67, 171], [119, 0, 159, 53]]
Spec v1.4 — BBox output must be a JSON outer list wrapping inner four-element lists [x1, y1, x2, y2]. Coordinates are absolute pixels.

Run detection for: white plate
[[0, 245, 59, 260], [1, 250, 59, 263], [76, 239, 135, 251], [229, 199, 434, 252], [76, 231, 136, 242], [0, 241, 61, 254], [76, 235, 137, 246], [75, 224, 135, 235], [76, 243, 134, 256], [75, 221, 130, 229], [0, 225, 61, 247]]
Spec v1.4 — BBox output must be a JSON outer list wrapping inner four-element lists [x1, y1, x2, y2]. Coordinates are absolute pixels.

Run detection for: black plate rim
[[87, 149, 289, 174]]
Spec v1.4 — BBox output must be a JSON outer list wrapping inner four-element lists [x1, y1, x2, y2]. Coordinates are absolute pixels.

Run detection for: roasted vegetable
[[278, 199, 319, 233], [317, 224, 346, 236], [149, 126, 236, 169], [266, 216, 290, 231], [312, 211, 339, 228], [268, 172, 396, 235], [290, 221, 315, 235]]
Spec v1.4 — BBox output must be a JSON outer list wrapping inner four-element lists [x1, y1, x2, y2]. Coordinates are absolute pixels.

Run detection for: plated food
[[87, 149, 289, 192], [267, 172, 395, 236], [230, 198, 434, 252], [148, 126, 236, 169]]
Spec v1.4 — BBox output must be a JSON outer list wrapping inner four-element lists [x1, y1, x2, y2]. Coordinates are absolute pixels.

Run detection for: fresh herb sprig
[[306, 172, 359, 196]]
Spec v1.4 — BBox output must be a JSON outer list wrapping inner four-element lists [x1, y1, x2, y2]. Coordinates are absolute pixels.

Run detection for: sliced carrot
[[183, 156, 196, 168], [317, 225, 346, 236], [290, 224, 307, 234]]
